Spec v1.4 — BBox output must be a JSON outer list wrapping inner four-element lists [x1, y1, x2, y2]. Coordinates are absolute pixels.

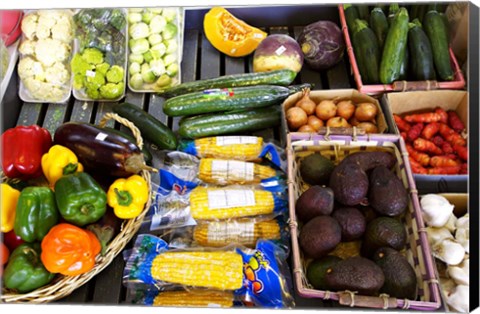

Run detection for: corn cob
[[193, 136, 263, 160], [190, 186, 275, 219], [198, 158, 277, 185], [193, 219, 281, 248], [153, 290, 234, 308], [151, 251, 243, 290]]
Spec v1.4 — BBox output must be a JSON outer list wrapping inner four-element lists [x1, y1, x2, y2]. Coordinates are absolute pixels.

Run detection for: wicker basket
[[286, 132, 442, 310], [1, 113, 155, 303]]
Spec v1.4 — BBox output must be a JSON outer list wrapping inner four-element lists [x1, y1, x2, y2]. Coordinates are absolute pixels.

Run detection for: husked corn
[[198, 158, 277, 185], [190, 187, 275, 220], [151, 251, 243, 290], [194, 136, 263, 161], [193, 219, 281, 248], [153, 290, 234, 308]]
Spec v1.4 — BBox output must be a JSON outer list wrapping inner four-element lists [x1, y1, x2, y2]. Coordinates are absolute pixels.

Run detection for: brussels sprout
[[130, 38, 150, 55], [165, 39, 178, 54], [142, 11, 155, 24], [149, 15, 167, 34], [141, 63, 156, 83], [150, 43, 166, 58], [143, 50, 154, 63], [129, 62, 141, 75], [148, 33, 163, 46], [148, 8, 163, 14], [162, 8, 177, 22], [166, 63, 179, 77], [150, 59, 166, 76], [129, 22, 150, 39], [128, 13, 142, 24], [162, 23, 178, 40], [155, 73, 172, 88], [129, 53, 144, 64], [130, 73, 144, 90], [163, 53, 178, 67]]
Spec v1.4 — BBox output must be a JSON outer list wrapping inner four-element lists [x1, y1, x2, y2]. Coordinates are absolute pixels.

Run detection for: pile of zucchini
[[344, 3, 454, 85]]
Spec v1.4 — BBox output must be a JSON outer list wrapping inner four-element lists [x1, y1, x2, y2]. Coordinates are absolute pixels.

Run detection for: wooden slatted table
[[4, 5, 356, 307]]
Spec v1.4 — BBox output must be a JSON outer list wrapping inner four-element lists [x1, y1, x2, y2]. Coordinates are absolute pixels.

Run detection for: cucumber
[[379, 7, 410, 84], [163, 85, 305, 117], [370, 7, 389, 49], [343, 4, 360, 34], [178, 106, 281, 139], [351, 19, 380, 84], [112, 102, 178, 150], [424, 10, 454, 81], [103, 127, 153, 164], [160, 69, 297, 98], [408, 19, 436, 80]]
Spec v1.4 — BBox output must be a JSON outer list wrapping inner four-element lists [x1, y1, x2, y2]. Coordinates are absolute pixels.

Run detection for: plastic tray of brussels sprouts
[[71, 8, 129, 102], [126, 7, 183, 93]]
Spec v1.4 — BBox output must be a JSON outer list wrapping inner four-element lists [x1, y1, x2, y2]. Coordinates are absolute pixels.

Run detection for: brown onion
[[356, 122, 378, 134], [298, 124, 316, 133], [355, 102, 378, 122], [286, 107, 308, 130], [336, 100, 356, 120], [315, 100, 337, 120], [295, 88, 316, 115], [307, 115, 324, 131]]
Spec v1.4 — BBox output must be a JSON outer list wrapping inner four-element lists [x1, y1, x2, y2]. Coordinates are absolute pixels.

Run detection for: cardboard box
[[281, 89, 389, 144], [382, 90, 468, 194]]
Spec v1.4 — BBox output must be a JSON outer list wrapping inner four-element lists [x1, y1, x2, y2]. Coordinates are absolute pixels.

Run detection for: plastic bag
[[0, 39, 9, 83], [17, 10, 75, 103], [123, 234, 295, 308], [72, 8, 127, 101]]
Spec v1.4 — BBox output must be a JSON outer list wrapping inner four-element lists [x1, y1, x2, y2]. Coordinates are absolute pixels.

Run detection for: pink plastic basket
[[338, 5, 466, 95], [287, 133, 442, 310]]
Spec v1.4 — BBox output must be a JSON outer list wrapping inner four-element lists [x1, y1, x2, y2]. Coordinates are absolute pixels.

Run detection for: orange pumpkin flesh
[[204, 7, 267, 57]]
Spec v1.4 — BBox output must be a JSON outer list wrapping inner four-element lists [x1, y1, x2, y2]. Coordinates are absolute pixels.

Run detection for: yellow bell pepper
[[41, 145, 84, 187], [1, 183, 21, 233], [107, 175, 149, 219]]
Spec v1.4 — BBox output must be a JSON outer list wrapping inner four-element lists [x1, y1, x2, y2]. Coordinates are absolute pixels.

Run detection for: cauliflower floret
[[71, 53, 94, 75], [46, 85, 68, 102], [45, 62, 70, 86], [51, 20, 73, 43], [81, 48, 104, 65], [105, 65, 124, 83], [35, 38, 71, 66], [21, 13, 39, 40], [100, 82, 124, 99], [23, 76, 44, 94], [17, 57, 37, 80], [37, 10, 60, 29], [36, 23, 51, 39], [19, 40, 36, 56]]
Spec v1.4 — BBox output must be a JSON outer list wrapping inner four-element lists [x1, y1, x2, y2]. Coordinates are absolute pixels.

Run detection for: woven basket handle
[[392, 80, 439, 92], [98, 112, 157, 173], [338, 292, 398, 309]]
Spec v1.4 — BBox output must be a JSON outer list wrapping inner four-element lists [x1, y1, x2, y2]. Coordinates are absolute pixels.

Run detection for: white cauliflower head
[[35, 38, 71, 66], [19, 40, 36, 56], [51, 19, 73, 43], [37, 10, 58, 29], [17, 56, 37, 80], [45, 62, 70, 86], [21, 13, 39, 40], [35, 23, 51, 39]]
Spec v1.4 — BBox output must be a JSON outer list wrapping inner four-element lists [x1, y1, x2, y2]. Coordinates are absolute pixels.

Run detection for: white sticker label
[[211, 160, 254, 182], [207, 221, 255, 243], [86, 70, 96, 77], [215, 136, 259, 146], [253, 33, 265, 38], [275, 45, 287, 56], [95, 132, 108, 141], [207, 189, 256, 210]]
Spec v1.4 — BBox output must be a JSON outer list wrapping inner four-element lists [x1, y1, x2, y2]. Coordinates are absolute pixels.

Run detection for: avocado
[[306, 255, 343, 290], [361, 217, 407, 258], [295, 186, 334, 223], [299, 216, 342, 259], [329, 162, 369, 206], [331, 207, 366, 241], [369, 166, 408, 217], [300, 154, 335, 186], [342, 151, 396, 172], [357, 205, 379, 223], [324, 256, 385, 296], [373, 247, 418, 300]]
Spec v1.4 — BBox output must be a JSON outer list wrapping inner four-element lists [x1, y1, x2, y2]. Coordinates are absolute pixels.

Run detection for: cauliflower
[[23, 77, 44, 94], [81, 48, 104, 65], [21, 13, 39, 40], [95, 63, 111, 76], [71, 53, 94, 75], [99, 82, 124, 99], [19, 40, 36, 56], [37, 10, 59, 29], [35, 38, 70, 67], [73, 73, 85, 90], [45, 62, 70, 85], [85, 71, 106, 92], [1, 40, 9, 82], [18, 57, 37, 80], [51, 21, 73, 43], [105, 65, 124, 83], [35, 23, 51, 39]]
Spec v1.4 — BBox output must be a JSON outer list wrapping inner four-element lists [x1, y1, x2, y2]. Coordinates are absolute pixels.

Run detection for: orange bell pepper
[[40, 223, 101, 276]]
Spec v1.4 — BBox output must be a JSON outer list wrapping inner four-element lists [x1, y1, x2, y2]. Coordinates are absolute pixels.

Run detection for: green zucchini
[[399, 47, 409, 80], [160, 69, 297, 98], [424, 10, 454, 81], [343, 4, 360, 34], [380, 7, 410, 84], [163, 85, 304, 117], [370, 7, 389, 49], [351, 19, 380, 84], [112, 102, 178, 150], [427, 3, 447, 13], [355, 5, 370, 21], [103, 127, 153, 164], [408, 19, 436, 80], [387, 4, 400, 26], [178, 106, 281, 139]]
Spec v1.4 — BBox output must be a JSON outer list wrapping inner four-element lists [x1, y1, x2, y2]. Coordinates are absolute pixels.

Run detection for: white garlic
[[426, 226, 454, 247], [432, 238, 465, 266], [444, 214, 458, 233], [420, 194, 454, 227], [446, 285, 469, 313], [456, 213, 469, 229], [447, 258, 469, 286], [439, 277, 456, 296], [455, 227, 469, 254]]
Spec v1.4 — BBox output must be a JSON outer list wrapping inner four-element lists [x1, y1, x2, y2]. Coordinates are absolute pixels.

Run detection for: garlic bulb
[[439, 277, 456, 296], [444, 214, 457, 233], [456, 213, 469, 229], [455, 227, 469, 254], [447, 258, 469, 285], [426, 226, 454, 247], [432, 238, 465, 266], [420, 194, 454, 227], [446, 285, 469, 313]]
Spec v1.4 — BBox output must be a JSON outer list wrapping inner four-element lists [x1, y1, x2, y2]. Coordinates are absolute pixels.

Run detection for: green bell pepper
[[3, 243, 55, 292], [13, 186, 59, 242], [54, 172, 107, 226]]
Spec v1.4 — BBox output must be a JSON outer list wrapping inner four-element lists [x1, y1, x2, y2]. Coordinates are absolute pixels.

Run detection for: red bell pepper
[[1, 125, 52, 179]]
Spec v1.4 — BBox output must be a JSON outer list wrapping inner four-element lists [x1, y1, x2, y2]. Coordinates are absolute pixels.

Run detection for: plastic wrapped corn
[[123, 234, 294, 308], [132, 289, 235, 308]]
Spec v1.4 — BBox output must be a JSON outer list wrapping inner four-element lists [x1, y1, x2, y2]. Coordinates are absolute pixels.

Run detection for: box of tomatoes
[[381, 90, 468, 194]]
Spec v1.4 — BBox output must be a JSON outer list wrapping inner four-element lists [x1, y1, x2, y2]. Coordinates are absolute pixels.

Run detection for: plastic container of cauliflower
[[0, 38, 19, 104], [126, 7, 184, 93], [17, 10, 76, 104], [71, 8, 128, 102]]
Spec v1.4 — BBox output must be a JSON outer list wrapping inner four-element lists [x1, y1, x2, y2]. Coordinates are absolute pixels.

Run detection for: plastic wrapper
[[141, 168, 287, 230], [17, 10, 75, 103], [178, 136, 286, 171], [127, 8, 183, 92], [72, 8, 127, 101], [123, 234, 295, 308], [0, 39, 9, 83]]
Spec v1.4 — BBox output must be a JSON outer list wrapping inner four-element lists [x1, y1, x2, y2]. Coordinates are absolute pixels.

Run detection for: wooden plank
[[124, 90, 146, 107], [94, 102, 115, 127], [325, 58, 351, 89], [16, 102, 44, 126], [91, 255, 125, 304], [42, 103, 70, 136], [147, 94, 169, 168], [293, 26, 323, 90], [225, 56, 245, 75], [70, 100, 95, 123], [200, 32, 221, 80]]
